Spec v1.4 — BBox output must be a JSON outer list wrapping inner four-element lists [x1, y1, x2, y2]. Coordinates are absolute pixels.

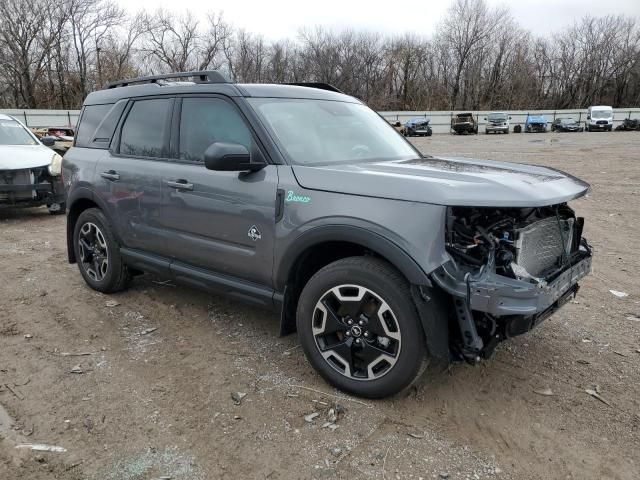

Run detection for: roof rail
[[285, 82, 344, 94], [106, 71, 230, 89]]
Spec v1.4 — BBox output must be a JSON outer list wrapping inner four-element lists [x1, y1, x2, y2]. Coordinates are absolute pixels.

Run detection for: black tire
[[73, 208, 130, 293], [296, 257, 427, 399]]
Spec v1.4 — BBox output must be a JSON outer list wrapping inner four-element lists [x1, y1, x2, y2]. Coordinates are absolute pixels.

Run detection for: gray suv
[[64, 71, 593, 398]]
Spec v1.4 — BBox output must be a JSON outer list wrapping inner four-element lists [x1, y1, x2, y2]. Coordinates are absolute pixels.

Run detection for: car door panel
[[95, 97, 174, 256], [160, 96, 277, 288]]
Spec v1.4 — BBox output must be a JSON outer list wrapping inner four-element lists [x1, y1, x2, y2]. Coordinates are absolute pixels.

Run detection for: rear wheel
[[296, 257, 427, 398], [73, 208, 130, 293]]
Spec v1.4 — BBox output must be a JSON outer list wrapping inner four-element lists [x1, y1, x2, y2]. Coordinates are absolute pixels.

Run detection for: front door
[[160, 96, 278, 288]]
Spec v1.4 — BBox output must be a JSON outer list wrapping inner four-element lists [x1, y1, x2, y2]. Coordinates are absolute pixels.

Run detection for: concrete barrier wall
[[0, 109, 80, 128], [2, 107, 639, 133]]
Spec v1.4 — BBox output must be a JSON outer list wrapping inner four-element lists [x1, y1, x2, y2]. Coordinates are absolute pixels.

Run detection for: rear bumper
[[431, 252, 592, 317]]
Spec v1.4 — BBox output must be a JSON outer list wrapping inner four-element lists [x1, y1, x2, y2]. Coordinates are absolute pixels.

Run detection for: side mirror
[[587, 115, 590, 120], [203, 142, 265, 172], [41, 136, 56, 147]]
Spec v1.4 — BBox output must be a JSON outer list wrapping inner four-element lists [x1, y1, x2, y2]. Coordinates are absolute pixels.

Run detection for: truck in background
[[586, 105, 613, 132]]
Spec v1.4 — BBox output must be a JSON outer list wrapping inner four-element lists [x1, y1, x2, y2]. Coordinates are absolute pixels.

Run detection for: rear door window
[[119, 98, 173, 158]]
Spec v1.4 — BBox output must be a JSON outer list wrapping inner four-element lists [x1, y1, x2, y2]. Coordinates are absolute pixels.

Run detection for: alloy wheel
[[311, 285, 401, 381], [78, 222, 109, 282]]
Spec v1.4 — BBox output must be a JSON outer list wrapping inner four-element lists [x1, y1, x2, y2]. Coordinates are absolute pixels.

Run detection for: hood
[[0, 145, 55, 170], [292, 157, 590, 207]]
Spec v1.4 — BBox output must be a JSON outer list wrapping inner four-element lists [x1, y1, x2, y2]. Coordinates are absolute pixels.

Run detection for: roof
[[84, 81, 359, 106], [0, 114, 15, 121]]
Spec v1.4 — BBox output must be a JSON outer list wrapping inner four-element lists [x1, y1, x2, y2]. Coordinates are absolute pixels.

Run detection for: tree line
[[0, 0, 638, 111]]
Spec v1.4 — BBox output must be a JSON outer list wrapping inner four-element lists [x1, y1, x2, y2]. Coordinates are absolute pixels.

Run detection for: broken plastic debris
[[141, 327, 158, 335], [304, 412, 320, 423], [69, 364, 84, 374], [105, 300, 120, 307], [15, 443, 67, 453], [231, 392, 247, 405], [585, 388, 611, 407], [609, 290, 629, 298], [534, 388, 554, 396]]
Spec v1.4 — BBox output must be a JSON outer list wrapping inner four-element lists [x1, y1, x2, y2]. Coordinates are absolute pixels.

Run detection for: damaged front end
[[432, 204, 592, 362]]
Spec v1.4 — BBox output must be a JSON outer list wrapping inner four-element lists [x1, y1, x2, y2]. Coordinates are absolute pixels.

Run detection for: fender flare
[[274, 224, 432, 292], [66, 188, 121, 263]]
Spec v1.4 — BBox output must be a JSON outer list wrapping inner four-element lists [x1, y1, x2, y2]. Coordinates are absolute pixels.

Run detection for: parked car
[[451, 113, 478, 134], [586, 105, 613, 132], [64, 71, 593, 398], [484, 112, 510, 134], [524, 114, 547, 133], [403, 117, 432, 137], [389, 120, 404, 134], [551, 117, 583, 132], [32, 126, 75, 155], [615, 118, 640, 131], [0, 115, 65, 214]]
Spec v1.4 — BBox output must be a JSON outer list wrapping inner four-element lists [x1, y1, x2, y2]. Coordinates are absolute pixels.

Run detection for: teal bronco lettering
[[286, 190, 311, 203]]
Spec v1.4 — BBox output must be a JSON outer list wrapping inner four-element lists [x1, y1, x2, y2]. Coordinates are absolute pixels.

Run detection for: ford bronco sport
[[64, 71, 592, 398]]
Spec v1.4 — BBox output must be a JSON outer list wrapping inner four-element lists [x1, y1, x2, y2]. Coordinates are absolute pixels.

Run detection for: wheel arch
[[275, 225, 433, 336], [66, 189, 118, 263]]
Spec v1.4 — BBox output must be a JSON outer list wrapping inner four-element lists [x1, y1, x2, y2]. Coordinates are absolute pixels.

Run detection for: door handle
[[166, 179, 194, 191], [100, 170, 120, 181]]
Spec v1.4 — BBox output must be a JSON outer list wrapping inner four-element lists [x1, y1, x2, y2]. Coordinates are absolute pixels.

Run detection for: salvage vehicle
[[64, 71, 593, 398], [0, 115, 65, 214], [524, 114, 547, 133], [451, 112, 478, 134], [484, 112, 510, 134], [403, 117, 432, 137], [615, 118, 640, 131], [33, 127, 75, 155], [551, 118, 583, 132], [586, 105, 613, 132]]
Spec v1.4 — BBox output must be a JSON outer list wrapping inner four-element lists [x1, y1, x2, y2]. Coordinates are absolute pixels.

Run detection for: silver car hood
[[292, 156, 590, 207], [0, 145, 54, 170]]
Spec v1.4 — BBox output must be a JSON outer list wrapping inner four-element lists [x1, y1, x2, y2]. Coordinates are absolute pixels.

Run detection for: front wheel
[[296, 257, 427, 398]]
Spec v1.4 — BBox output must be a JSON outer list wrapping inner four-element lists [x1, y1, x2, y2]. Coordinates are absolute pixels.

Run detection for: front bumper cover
[[431, 254, 592, 317], [0, 177, 65, 206]]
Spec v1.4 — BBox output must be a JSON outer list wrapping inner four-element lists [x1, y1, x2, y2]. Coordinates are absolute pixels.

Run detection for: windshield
[[561, 118, 576, 124], [0, 119, 38, 146], [488, 113, 507, 122], [592, 110, 611, 119], [247, 98, 419, 166]]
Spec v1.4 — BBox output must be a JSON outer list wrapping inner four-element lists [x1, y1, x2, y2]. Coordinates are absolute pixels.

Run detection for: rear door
[[160, 95, 278, 288], [95, 96, 174, 257]]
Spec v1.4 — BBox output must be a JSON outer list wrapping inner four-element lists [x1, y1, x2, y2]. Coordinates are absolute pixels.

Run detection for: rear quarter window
[[75, 104, 113, 147]]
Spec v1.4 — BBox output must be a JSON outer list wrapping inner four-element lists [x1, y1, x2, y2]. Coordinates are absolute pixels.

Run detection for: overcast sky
[[117, 0, 640, 40]]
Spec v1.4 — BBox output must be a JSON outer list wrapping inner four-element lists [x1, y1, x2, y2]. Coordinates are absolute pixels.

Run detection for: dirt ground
[[1, 131, 639, 480]]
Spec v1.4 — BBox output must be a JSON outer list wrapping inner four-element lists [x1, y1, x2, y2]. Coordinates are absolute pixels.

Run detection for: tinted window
[[91, 101, 127, 147], [179, 98, 252, 162], [120, 98, 172, 158], [76, 104, 112, 147]]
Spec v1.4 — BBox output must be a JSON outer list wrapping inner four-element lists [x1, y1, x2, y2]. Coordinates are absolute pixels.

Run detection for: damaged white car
[[0, 115, 65, 214]]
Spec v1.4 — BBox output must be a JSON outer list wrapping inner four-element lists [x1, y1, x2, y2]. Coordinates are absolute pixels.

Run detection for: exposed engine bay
[[446, 204, 586, 284], [433, 203, 592, 363]]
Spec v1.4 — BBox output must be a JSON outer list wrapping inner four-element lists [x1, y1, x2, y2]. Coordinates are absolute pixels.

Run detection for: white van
[[586, 106, 613, 132]]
